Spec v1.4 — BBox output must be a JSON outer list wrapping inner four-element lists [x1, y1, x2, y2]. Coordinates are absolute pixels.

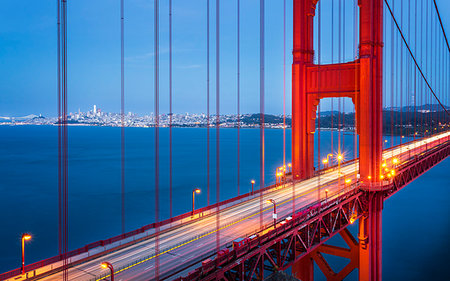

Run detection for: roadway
[[16, 132, 450, 281]]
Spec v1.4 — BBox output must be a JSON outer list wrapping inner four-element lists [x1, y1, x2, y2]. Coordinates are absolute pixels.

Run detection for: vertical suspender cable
[[317, 0, 321, 200], [215, 0, 221, 252], [414, 0, 417, 140], [391, 0, 394, 149], [207, 0, 210, 206], [354, 0, 358, 172], [120, 0, 125, 234], [338, 0, 341, 158], [342, 0, 345, 151], [428, 0, 430, 136], [237, 0, 240, 196], [259, 0, 265, 229], [435, 10, 438, 135], [331, 0, 334, 155], [57, 0, 62, 257], [400, 0, 403, 147], [61, 1, 68, 279], [421, 0, 424, 138], [283, 0, 286, 170], [154, 0, 160, 279], [169, 0, 173, 218]]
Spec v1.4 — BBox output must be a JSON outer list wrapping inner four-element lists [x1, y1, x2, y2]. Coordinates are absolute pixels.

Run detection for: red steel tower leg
[[292, 256, 314, 281], [359, 193, 383, 281], [292, 0, 315, 180], [358, 0, 383, 183]]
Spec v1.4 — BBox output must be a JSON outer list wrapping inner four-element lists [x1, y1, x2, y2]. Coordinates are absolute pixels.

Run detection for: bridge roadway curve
[[26, 132, 449, 281]]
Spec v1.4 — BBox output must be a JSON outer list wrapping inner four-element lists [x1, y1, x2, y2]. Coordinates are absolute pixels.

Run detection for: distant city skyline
[[1, 0, 449, 116]]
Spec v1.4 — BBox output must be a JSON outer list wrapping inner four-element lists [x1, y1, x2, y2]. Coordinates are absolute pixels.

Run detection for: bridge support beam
[[292, 256, 314, 281], [292, 228, 360, 281], [359, 192, 383, 281]]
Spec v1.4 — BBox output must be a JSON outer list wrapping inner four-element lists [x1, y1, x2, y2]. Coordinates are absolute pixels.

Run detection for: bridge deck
[[4, 132, 449, 281]]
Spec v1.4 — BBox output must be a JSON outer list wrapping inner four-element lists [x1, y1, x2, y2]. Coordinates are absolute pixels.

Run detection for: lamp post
[[101, 262, 114, 281], [287, 163, 292, 173], [345, 178, 352, 192], [266, 199, 277, 228], [337, 154, 343, 195], [337, 154, 343, 178], [251, 180, 255, 195], [192, 188, 201, 216], [21, 233, 31, 274], [322, 153, 333, 169], [325, 189, 329, 203]]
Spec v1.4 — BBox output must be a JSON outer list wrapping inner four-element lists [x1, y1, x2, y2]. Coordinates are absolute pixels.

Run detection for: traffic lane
[[121, 178, 352, 280]]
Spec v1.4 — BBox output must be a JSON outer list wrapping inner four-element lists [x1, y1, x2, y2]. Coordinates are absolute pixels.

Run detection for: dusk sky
[[1, 0, 449, 116]]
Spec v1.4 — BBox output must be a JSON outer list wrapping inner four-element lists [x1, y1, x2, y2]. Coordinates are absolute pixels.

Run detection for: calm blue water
[[0, 126, 448, 279]]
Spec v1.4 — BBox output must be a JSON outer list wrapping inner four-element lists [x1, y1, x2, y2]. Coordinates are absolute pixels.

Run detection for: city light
[[345, 178, 351, 184]]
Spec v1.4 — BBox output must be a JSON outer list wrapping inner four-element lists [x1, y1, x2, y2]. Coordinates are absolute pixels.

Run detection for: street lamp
[[266, 199, 277, 228], [101, 262, 114, 281], [322, 153, 333, 169], [337, 153, 343, 176], [251, 180, 255, 194], [287, 163, 292, 173], [345, 178, 351, 191], [392, 158, 399, 167], [21, 233, 31, 274], [192, 188, 201, 215], [325, 189, 329, 203]]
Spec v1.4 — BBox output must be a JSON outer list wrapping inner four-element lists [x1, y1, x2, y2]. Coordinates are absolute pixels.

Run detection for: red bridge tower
[[292, 0, 383, 280]]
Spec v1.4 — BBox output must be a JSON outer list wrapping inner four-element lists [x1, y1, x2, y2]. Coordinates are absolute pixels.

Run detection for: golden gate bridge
[[1, 0, 449, 280]]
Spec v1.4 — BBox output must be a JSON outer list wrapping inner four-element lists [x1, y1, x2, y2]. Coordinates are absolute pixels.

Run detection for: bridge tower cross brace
[[292, 0, 384, 280]]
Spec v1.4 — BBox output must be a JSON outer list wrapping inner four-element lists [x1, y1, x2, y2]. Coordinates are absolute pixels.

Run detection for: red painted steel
[[175, 141, 449, 281], [292, 0, 383, 183]]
